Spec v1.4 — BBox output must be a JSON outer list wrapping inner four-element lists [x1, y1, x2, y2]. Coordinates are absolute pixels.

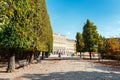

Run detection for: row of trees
[[76, 20, 101, 59], [76, 20, 120, 61], [0, 0, 53, 72]]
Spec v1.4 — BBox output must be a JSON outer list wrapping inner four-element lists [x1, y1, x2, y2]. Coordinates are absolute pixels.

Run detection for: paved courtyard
[[0, 56, 120, 80]]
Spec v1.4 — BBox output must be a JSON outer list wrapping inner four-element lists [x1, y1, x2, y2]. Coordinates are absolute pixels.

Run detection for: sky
[[45, 0, 120, 39]]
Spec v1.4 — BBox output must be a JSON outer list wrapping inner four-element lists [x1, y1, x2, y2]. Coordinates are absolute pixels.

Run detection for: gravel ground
[[0, 56, 120, 80]]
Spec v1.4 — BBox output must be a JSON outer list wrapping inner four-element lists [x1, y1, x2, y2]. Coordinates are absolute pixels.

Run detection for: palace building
[[53, 33, 76, 55]]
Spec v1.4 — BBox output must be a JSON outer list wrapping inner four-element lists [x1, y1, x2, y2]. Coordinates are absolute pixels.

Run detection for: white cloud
[[67, 32, 71, 35]]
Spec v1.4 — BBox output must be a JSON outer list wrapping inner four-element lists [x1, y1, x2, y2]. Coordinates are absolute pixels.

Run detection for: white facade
[[53, 33, 76, 55], [66, 39, 76, 55], [53, 33, 66, 54]]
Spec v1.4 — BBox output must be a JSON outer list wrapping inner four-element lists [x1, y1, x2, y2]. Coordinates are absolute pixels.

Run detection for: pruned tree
[[0, 0, 53, 72], [82, 20, 100, 59], [0, 0, 33, 72], [76, 32, 84, 58]]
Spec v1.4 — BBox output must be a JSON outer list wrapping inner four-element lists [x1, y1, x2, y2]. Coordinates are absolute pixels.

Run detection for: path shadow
[[84, 60, 120, 72], [45, 57, 80, 61], [0, 78, 9, 80], [21, 71, 120, 80], [0, 71, 7, 73], [92, 64, 120, 72]]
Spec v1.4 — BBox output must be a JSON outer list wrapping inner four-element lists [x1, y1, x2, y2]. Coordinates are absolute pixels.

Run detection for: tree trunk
[[98, 53, 101, 62], [41, 52, 45, 60], [7, 52, 15, 73], [83, 53, 84, 59], [37, 51, 42, 62], [80, 52, 81, 58], [89, 52, 92, 60], [45, 52, 49, 58], [29, 51, 34, 64]]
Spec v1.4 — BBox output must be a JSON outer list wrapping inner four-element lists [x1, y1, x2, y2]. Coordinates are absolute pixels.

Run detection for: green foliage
[[97, 36, 104, 52], [40, 0, 53, 53], [82, 20, 100, 52], [0, 0, 53, 58], [0, 0, 29, 49], [76, 32, 84, 52], [0, 0, 53, 72]]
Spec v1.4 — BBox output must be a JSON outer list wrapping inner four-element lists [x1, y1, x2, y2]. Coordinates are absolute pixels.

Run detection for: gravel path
[[0, 57, 120, 80]]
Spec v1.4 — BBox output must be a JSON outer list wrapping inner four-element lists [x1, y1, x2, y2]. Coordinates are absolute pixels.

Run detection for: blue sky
[[46, 0, 120, 39]]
